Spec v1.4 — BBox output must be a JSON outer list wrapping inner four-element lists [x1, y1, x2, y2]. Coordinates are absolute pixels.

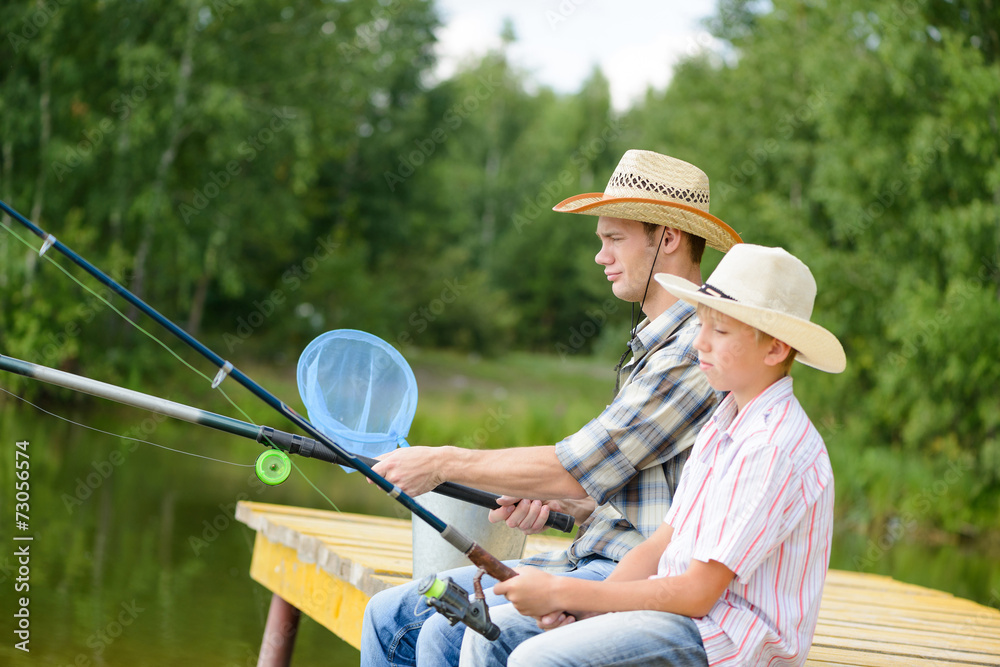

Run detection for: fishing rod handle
[[465, 544, 518, 581], [258, 426, 576, 534]]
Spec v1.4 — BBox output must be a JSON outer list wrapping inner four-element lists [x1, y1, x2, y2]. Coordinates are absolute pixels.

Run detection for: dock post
[[257, 594, 302, 667]]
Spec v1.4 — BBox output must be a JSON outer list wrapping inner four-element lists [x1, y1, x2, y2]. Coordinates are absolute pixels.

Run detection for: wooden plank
[[237, 502, 1000, 665], [807, 643, 1000, 666], [814, 619, 1000, 653], [248, 533, 371, 650]]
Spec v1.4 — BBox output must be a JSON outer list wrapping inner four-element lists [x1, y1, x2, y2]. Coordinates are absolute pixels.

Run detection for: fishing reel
[[255, 448, 292, 485], [417, 572, 500, 641]]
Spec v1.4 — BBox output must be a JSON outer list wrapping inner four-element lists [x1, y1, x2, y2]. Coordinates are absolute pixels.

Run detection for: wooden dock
[[236, 501, 1000, 666]]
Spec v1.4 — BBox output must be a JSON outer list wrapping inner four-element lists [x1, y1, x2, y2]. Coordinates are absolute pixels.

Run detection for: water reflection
[[0, 399, 367, 665]]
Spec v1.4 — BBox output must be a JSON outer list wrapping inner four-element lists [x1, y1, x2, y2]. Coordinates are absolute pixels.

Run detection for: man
[[463, 244, 845, 666], [361, 150, 743, 666]]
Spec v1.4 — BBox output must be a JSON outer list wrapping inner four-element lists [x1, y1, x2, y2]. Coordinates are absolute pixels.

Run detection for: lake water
[[2, 397, 998, 666]]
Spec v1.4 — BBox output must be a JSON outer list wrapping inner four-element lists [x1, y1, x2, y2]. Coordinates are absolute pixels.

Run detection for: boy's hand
[[494, 567, 566, 618]]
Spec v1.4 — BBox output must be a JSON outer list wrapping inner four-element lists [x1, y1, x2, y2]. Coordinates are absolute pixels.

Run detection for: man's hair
[[641, 222, 706, 265], [696, 304, 798, 375]]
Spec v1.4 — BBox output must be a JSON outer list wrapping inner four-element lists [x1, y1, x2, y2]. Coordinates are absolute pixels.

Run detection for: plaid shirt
[[523, 300, 717, 570]]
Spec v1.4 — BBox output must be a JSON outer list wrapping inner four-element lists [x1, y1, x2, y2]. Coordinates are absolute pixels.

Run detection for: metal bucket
[[411, 493, 527, 580]]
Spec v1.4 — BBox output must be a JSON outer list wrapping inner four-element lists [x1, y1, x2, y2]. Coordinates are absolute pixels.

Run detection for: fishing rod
[[0, 199, 521, 596], [0, 353, 575, 533]]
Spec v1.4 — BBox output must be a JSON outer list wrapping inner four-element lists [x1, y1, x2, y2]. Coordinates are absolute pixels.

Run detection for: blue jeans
[[360, 557, 617, 667], [460, 606, 708, 667]]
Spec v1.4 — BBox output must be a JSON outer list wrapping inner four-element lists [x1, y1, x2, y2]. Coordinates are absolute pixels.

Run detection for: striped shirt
[[523, 300, 717, 570], [656, 377, 834, 666]]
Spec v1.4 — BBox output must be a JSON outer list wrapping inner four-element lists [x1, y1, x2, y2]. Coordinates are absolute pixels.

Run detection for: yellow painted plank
[[249, 533, 371, 650]]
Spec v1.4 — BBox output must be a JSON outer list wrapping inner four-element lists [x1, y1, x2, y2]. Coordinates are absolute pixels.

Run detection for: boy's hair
[[641, 222, 706, 264], [697, 304, 798, 375]]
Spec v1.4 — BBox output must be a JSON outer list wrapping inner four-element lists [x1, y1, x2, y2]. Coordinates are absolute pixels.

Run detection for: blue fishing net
[[296, 329, 417, 470]]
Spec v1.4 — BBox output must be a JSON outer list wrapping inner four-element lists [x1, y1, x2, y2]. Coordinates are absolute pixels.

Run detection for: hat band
[[698, 283, 736, 301], [607, 172, 710, 206]]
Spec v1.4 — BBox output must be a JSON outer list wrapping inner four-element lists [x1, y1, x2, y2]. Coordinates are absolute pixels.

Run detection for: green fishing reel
[[255, 448, 292, 485], [417, 575, 500, 641]]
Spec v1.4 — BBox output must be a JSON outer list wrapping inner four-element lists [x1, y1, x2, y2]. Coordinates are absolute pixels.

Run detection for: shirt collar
[[711, 376, 795, 437], [629, 300, 697, 361]]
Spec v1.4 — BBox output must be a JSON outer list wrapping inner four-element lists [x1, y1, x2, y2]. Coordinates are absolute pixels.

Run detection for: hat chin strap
[[614, 227, 666, 396]]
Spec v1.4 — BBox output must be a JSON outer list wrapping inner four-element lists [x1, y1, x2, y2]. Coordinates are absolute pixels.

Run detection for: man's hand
[[370, 446, 447, 496], [489, 496, 596, 535]]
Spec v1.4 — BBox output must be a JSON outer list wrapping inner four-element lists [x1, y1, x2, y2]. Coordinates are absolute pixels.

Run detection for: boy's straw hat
[[553, 150, 742, 252], [654, 244, 846, 373]]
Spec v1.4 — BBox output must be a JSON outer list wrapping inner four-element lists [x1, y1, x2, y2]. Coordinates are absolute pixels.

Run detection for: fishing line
[[3, 198, 527, 605], [1, 220, 340, 511], [0, 386, 253, 467]]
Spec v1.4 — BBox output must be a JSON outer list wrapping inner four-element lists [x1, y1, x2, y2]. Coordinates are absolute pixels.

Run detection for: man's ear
[[661, 226, 683, 254]]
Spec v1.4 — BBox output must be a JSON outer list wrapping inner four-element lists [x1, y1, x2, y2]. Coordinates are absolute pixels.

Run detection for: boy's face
[[693, 309, 777, 406], [594, 216, 659, 304]]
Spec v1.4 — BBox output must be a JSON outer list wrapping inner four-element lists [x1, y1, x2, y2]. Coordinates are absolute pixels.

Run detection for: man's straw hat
[[553, 150, 742, 252], [654, 244, 846, 373]]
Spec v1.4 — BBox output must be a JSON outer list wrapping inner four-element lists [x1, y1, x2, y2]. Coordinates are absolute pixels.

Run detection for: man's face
[[594, 217, 658, 303]]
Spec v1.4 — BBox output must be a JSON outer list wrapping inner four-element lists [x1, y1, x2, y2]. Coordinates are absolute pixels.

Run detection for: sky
[[431, 0, 722, 111]]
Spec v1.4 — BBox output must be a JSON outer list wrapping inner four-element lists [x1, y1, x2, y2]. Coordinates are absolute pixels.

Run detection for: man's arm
[[372, 444, 588, 500]]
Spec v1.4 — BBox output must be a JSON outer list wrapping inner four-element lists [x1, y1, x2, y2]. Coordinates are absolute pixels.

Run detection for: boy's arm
[[605, 521, 674, 583], [496, 548, 733, 622]]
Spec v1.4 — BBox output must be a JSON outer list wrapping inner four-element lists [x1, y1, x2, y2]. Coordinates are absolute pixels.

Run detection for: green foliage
[[2, 0, 999, 540]]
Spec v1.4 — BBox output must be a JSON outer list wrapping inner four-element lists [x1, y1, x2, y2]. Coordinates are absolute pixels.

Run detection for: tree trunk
[[129, 5, 197, 322]]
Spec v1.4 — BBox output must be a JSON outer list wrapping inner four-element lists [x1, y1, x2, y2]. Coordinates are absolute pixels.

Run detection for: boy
[[463, 244, 846, 667]]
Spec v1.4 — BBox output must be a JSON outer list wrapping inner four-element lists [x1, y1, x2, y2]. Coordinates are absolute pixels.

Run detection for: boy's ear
[[763, 338, 792, 367]]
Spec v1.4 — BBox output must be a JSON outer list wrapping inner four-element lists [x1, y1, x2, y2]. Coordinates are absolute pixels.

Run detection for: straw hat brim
[[553, 193, 742, 253], [653, 273, 847, 374]]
